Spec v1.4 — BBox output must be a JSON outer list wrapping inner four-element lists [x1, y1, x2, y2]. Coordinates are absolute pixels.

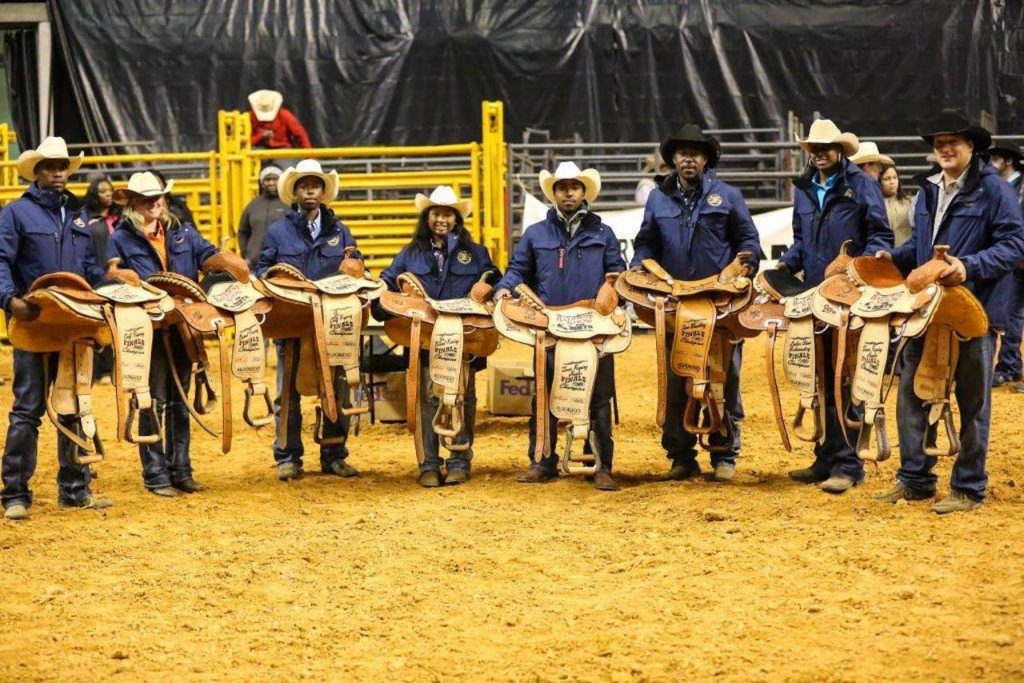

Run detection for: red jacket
[[249, 107, 312, 149]]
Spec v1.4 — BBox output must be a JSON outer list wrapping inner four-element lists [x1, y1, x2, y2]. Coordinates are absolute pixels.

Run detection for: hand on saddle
[[874, 250, 893, 262], [8, 297, 41, 322], [493, 288, 512, 302], [938, 254, 967, 286], [774, 262, 789, 271]]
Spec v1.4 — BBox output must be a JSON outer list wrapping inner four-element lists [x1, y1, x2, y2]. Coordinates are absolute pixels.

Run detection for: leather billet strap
[[654, 297, 667, 429], [533, 329, 549, 462], [698, 331, 735, 453], [764, 321, 792, 452], [915, 326, 962, 457], [44, 343, 105, 463], [163, 330, 220, 442], [321, 293, 367, 416], [406, 314, 423, 435], [308, 296, 338, 423]]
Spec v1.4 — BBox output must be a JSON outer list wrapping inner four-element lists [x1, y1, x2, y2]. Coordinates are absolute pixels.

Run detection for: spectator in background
[[848, 141, 893, 181], [987, 141, 1024, 387], [84, 174, 120, 385], [150, 169, 197, 228], [248, 89, 312, 150], [237, 166, 287, 269], [634, 152, 670, 205], [879, 163, 912, 246], [988, 141, 1024, 206]]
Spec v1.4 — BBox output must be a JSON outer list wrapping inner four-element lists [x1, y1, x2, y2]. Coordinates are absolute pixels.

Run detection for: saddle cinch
[[252, 248, 386, 447], [492, 276, 632, 474], [614, 254, 754, 452], [147, 252, 274, 453], [378, 272, 498, 463], [7, 259, 174, 463]]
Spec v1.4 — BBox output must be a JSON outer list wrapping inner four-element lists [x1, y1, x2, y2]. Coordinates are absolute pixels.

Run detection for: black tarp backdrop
[[3, 30, 39, 149], [38, 0, 1024, 151]]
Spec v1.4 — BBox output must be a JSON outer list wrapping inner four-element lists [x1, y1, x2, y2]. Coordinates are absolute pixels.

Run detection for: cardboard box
[[487, 359, 536, 416], [354, 372, 407, 423]]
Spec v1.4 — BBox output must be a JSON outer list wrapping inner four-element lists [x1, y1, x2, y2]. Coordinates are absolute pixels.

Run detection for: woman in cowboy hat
[[248, 89, 312, 150], [848, 141, 894, 181], [107, 171, 220, 498], [377, 186, 501, 487]]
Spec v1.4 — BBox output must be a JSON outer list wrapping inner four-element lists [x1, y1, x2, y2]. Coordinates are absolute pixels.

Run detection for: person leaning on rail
[[630, 124, 762, 484], [493, 162, 627, 492], [375, 186, 501, 488], [0, 137, 111, 521], [776, 118, 894, 495]]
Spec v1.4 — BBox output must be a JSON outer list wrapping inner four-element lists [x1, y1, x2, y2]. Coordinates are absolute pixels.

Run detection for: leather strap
[[851, 318, 892, 462], [214, 320, 232, 453], [654, 296, 667, 429], [108, 302, 161, 445], [309, 296, 338, 423], [321, 293, 367, 416], [916, 327, 961, 456], [406, 314, 422, 434], [534, 329, 548, 461], [163, 330, 220, 440], [785, 316, 822, 443], [763, 323, 791, 451], [44, 345, 104, 462]]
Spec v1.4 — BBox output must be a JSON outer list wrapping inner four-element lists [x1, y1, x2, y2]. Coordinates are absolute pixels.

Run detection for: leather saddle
[[493, 275, 632, 474], [378, 272, 498, 462], [147, 252, 274, 453], [253, 248, 386, 448], [615, 253, 753, 452], [8, 259, 174, 463]]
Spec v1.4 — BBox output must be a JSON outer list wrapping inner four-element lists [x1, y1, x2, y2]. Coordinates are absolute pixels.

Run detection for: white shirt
[[307, 209, 322, 241], [928, 167, 969, 243]]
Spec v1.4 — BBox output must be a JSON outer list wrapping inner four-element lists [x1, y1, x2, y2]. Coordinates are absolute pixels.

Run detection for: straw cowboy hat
[[112, 171, 173, 203], [796, 119, 860, 157], [248, 89, 284, 122], [848, 141, 894, 166], [660, 124, 722, 168], [278, 159, 339, 205], [539, 162, 601, 205], [919, 110, 992, 152], [414, 185, 472, 217], [16, 136, 84, 182]]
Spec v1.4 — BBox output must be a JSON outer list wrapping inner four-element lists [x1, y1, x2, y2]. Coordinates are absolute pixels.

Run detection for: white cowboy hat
[[278, 159, 339, 205], [848, 141, 894, 166], [414, 185, 472, 218], [112, 171, 173, 203], [539, 161, 601, 205], [795, 119, 860, 157], [248, 89, 284, 122], [16, 136, 84, 182]]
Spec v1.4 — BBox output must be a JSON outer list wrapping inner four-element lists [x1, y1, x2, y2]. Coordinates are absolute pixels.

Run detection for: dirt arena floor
[[1, 333, 1023, 681]]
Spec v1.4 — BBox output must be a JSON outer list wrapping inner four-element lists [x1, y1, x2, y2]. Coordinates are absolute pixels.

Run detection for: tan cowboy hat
[[278, 159, 339, 205], [414, 185, 472, 218], [539, 161, 601, 205], [796, 119, 860, 157], [848, 141, 894, 166], [16, 136, 84, 181], [112, 171, 173, 203], [248, 89, 284, 122]]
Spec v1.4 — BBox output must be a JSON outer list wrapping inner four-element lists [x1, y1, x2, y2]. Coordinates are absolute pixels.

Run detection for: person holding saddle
[[378, 186, 500, 487], [256, 159, 361, 482], [876, 112, 1024, 514], [106, 171, 219, 497], [494, 162, 627, 491], [777, 119, 893, 494], [0, 137, 110, 520], [631, 124, 762, 483]]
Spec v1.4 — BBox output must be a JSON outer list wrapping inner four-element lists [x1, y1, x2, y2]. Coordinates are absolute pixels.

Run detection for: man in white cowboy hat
[[238, 165, 288, 269], [632, 123, 763, 484], [494, 161, 627, 491], [0, 136, 111, 520], [248, 89, 312, 150], [256, 159, 361, 481], [777, 118, 893, 495], [848, 141, 895, 181]]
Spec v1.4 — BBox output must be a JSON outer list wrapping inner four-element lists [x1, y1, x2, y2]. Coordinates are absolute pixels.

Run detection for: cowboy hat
[[848, 141, 894, 166], [660, 124, 722, 168], [248, 89, 284, 122], [112, 171, 173, 203], [414, 185, 472, 218], [278, 159, 339, 205], [919, 110, 992, 152], [16, 136, 84, 182], [795, 119, 860, 157], [988, 140, 1023, 161], [539, 162, 601, 205]]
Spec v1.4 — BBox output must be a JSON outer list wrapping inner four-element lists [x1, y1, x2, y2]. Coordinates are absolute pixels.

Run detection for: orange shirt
[[145, 223, 167, 269]]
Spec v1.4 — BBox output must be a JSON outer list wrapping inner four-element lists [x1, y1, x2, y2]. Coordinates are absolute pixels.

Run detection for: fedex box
[[487, 359, 536, 416], [354, 372, 407, 423]]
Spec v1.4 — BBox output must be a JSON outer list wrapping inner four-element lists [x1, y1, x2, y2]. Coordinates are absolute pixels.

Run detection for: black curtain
[[4, 29, 38, 149]]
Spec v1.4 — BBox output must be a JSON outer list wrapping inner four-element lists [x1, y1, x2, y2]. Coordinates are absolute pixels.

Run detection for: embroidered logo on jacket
[[327, 236, 340, 246], [457, 250, 472, 264], [706, 193, 723, 207]]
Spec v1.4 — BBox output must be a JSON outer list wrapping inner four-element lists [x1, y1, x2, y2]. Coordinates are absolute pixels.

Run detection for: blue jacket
[[891, 159, 1024, 329], [256, 206, 358, 279], [106, 218, 218, 281], [779, 158, 893, 286], [630, 170, 762, 277], [0, 183, 105, 313], [380, 233, 501, 300], [495, 208, 626, 306]]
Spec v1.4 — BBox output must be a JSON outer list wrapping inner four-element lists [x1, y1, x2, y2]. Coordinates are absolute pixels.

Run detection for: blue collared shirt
[[810, 172, 838, 210]]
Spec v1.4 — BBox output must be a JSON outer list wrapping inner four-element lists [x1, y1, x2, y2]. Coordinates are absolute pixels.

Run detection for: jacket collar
[[24, 183, 82, 212], [917, 156, 986, 196], [793, 156, 859, 192], [288, 204, 337, 238], [658, 169, 716, 196]]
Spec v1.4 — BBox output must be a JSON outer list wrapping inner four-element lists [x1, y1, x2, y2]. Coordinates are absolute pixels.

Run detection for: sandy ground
[[1, 333, 1023, 682]]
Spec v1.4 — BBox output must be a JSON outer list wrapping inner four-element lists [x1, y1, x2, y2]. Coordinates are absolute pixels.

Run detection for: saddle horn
[[340, 246, 366, 278], [104, 258, 142, 287]]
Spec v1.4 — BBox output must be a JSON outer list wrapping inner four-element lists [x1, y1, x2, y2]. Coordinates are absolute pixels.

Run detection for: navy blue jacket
[[779, 158, 893, 286], [256, 206, 357, 279], [0, 184, 105, 313], [381, 233, 501, 300], [891, 159, 1024, 329], [495, 208, 626, 306], [106, 218, 218, 281], [630, 170, 762, 278]]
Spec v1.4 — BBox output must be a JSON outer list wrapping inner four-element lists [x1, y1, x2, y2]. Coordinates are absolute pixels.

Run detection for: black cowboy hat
[[918, 110, 992, 152], [660, 124, 722, 168], [988, 140, 1023, 161]]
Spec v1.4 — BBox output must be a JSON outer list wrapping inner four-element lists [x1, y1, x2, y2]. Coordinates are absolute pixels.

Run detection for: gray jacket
[[237, 194, 288, 267]]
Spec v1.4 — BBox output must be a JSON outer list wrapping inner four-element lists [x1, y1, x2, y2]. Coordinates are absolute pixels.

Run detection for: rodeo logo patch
[[327, 236, 340, 246], [844, 188, 854, 198], [73, 216, 86, 227], [457, 250, 472, 264], [706, 193, 723, 207]]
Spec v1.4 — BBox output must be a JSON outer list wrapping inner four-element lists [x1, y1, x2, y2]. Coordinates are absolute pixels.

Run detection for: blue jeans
[[417, 355, 476, 473], [995, 273, 1024, 379], [138, 329, 194, 490], [897, 332, 994, 500], [807, 334, 865, 481], [1, 349, 94, 508], [663, 338, 744, 467], [272, 341, 350, 470]]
